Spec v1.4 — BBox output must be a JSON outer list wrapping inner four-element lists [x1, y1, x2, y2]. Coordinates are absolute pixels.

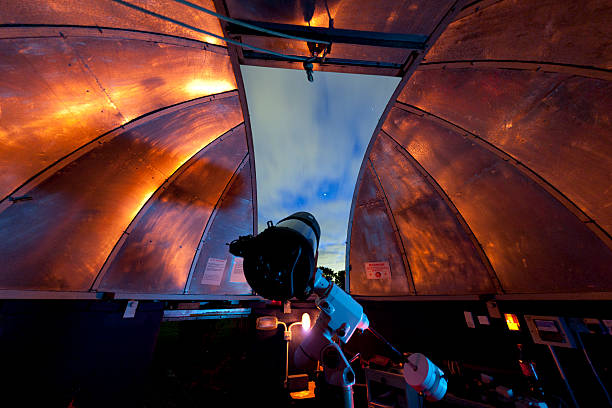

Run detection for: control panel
[[524, 315, 575, 348]]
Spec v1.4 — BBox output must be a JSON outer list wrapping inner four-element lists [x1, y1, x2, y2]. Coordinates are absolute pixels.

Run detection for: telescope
[[229, 212, 447, 407]]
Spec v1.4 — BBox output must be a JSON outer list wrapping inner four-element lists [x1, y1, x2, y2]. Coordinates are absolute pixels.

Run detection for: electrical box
[[364, 367, 420, 408], [524, 315, 575, 348]]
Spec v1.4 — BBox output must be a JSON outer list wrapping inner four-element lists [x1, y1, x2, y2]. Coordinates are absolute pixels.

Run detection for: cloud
[[242, 66, 399, 273]]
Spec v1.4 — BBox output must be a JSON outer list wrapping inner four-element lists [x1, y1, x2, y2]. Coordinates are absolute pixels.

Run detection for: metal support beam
[[226, 20, 427, 50], [115, 293, 262, 301], [381, 130, 504, 294], [356, 292, 612, 301], [213, 0, 258, 236], [242, 50, 402, 69], [163, 307, 251, 321], [0, 290, 100, 300], [394, 102, 612, 251]]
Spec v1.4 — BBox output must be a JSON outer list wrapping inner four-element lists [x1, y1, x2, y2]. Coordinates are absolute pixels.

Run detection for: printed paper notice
[[365, 261, 391, 280], [464, 311, 476, 328], [478, 315, 490, 326], [229, 257, 247, 283], [201, 257, 226, 286]]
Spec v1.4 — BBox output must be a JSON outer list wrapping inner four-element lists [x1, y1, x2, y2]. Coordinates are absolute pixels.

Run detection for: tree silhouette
[[318, 266, 346, 289]]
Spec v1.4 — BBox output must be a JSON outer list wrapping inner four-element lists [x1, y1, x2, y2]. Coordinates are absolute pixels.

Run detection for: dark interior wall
[[0, 300, 164, 407], [346, 299, 612, 407], [1, 298, 609, 407], [0, 299, 316, 407]]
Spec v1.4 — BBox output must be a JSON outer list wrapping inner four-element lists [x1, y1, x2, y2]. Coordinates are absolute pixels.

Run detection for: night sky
[[242, 66, 399, 271]]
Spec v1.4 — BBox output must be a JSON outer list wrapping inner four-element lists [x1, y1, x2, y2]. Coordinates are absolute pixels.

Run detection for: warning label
[[365, 261, 391, 280]]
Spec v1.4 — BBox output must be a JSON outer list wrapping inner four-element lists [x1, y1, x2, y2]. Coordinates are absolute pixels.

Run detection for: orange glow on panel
[[505, 313, 520, 331], [0, 35, 237, 201], [131, 190, 156, 221], [185, 79, 236, 97]]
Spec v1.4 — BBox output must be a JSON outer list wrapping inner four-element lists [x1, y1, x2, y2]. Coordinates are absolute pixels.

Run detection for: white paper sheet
[[229, 256, 247, 283], [201, 257, 226, 286]]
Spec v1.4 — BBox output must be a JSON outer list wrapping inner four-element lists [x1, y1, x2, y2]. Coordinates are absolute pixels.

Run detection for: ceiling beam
[[226, 20, 427, 50], [241, 50, 402, 69]]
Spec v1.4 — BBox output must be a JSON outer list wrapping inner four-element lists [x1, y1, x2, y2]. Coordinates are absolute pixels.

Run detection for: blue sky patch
[[242, 66, 399, 271]]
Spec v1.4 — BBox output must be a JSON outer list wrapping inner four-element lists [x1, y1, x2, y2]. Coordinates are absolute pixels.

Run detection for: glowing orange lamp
[[505, 313, 521, 331]]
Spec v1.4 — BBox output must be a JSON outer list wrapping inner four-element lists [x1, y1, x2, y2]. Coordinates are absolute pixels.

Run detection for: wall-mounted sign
[[464, 311, 476, 328], [201, 257, 226, 286], [229, 256, 247, 283], [365, 261, 390, 279]]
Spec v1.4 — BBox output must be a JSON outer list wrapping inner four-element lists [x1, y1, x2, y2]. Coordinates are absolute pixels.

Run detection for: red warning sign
[[365, 261, 391, 280]]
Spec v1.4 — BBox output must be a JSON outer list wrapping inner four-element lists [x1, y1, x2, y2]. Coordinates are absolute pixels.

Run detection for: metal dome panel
[[97, 124, 248, 294], [0, 94, 245, 292], [186, 157, 254, 295], [0, 30, 236, 201], [368, 133, 496, 295]]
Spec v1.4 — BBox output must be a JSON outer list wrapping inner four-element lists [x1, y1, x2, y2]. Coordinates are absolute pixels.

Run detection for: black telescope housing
[[229, 212, 320, 301]]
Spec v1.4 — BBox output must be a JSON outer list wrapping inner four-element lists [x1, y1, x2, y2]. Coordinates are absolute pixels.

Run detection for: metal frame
[[418, 60, 612, 81], [183, 153, 250, 293], [0, 91, 238, 212], [225, 20, 427, 50], [0, 290, 100, 300], [213, 0, 258, 237], [90, 123, 246, 291], [496, 292, 612, 301], [366, 160, 417, 294], [2, 290, 609, 302], [345, 0, 469, 292], [393, 101, 612, 251], [381, 130, 504, 294], [242, 50, 402, 70], [356, 294, 481, 302], [356, 292, 612, 301], [162, 307, 251, 321], [238, 54, 399, 76]]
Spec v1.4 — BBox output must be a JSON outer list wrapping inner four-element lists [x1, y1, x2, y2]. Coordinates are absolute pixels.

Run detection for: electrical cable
[[575, 332, 612, 405], [367, 327, 418, 370], [110, 0, 308, 62], [324, 0, 334, 28], [170, 0, 331, 45], [547, 344, 580, 408]]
